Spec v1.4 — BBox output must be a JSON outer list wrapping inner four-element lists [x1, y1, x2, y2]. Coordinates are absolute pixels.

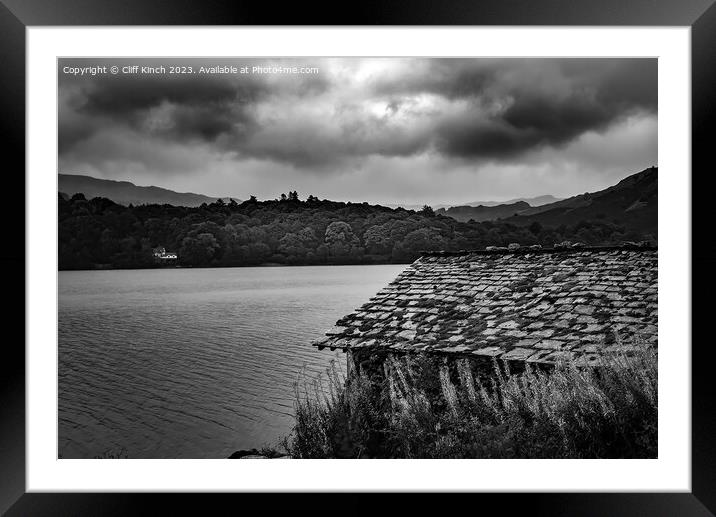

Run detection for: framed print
[[2, 0, 715, 514]]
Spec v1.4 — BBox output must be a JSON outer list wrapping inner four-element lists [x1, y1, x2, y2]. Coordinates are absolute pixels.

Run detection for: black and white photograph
[[57, 56, 658, 460]]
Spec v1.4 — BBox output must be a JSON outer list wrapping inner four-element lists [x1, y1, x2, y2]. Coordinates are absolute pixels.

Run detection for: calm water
[[58, 265, 404, 458]]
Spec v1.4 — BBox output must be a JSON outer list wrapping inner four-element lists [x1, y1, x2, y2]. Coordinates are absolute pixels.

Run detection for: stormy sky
[[58, 58, 657, 205]]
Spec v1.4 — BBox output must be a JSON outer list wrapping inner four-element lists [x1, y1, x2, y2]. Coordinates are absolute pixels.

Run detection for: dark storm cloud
[[58, 57, 656, 176], [373, 59, 657, 160], [374, 58, 657, 110], [434, 90, 633, 159], [59, 58, 330, 154], [72, 74, 244, 116]]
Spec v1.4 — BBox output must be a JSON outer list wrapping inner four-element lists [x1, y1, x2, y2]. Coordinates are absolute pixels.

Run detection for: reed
[[282, 341, 657, 458]]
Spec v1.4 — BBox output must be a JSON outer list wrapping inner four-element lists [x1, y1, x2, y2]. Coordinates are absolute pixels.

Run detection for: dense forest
[[58, 192, 655, 270]]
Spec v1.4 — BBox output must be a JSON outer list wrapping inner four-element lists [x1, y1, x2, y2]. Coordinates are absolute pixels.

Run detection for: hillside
[[505, 167, 658, 235], [58, 183, 655, 270], [435, 201, 531, 222], [58, 174, 236, 207]]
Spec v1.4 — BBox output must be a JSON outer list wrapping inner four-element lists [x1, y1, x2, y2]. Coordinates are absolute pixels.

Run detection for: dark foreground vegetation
[[282, 344, 657, 458], [59, 192, 655, 270]]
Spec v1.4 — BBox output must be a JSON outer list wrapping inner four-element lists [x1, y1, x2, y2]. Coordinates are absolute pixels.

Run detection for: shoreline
[[58, 262, 413, 273]]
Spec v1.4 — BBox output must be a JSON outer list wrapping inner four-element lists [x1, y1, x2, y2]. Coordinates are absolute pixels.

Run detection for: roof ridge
[[420, 242, 656, 257]]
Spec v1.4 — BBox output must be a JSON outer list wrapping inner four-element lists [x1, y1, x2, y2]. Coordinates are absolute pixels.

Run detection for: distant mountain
[[505, 167, 658, 233], [460, 195, 561, 208], [435, 201, 531, 222], [387, 195, 560, 212], [58, 174, 238, 207]]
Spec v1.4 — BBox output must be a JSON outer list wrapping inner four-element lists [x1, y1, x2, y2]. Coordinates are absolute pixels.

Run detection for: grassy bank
[[282, 344, 657, 458]]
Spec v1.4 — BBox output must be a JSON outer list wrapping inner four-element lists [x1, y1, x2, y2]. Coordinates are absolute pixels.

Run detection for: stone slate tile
[[313, 247, 657, 366]]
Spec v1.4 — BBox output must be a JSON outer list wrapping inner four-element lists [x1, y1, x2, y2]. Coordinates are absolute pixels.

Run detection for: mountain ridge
[[385, 195, 561, 211], [504, 166, 657, 234], [435, 201, 531, 222], [58, 173, 237, 207], [58, 168, 656, 235]]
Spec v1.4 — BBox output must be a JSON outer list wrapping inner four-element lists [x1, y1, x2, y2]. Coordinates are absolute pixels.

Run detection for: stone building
[[152, 246, 178, 262], [313, 244, 657, 371]]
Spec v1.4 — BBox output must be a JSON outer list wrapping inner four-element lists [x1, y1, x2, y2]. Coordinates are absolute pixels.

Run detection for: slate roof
[[313, 244, 657, 366]]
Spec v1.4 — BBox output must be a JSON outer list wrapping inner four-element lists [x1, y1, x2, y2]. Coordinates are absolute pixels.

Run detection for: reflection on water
[[58, 264, 404, 458]]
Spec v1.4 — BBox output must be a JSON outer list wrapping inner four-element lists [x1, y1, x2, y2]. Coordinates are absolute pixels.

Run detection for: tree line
[[58, 192, 654, 270]]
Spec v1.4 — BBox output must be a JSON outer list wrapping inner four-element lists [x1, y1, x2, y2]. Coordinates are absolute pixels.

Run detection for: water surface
[[58, 264, 404, 458]]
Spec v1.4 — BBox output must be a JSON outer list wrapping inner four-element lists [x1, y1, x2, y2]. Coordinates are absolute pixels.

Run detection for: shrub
[[282, 342, 657, 458]]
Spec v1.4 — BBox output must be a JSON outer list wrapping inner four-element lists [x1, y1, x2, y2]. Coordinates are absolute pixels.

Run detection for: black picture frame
[[2, 1, 713, 514]]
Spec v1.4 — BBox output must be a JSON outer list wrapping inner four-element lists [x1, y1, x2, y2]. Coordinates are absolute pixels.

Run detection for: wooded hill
[[58, 173, 657, 270]]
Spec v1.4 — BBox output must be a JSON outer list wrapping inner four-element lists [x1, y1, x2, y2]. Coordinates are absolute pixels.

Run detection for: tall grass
[[282, 343, 657, 458]]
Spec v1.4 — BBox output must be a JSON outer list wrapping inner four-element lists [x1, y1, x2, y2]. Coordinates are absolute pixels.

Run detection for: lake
[[58, 264, 405, 458]]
